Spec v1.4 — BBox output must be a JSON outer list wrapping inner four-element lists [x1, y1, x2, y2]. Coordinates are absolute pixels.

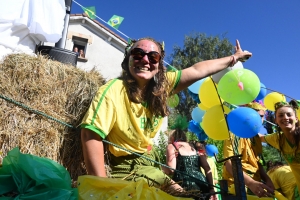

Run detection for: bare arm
[[225, 160, 274, 197], [199, 154, 214, 186], [258, 162, 275, 191], [174, 40, 252, 93], [258, 133, 267, 143], [81, 128, 107, 177], [164, 144, 177, 175]]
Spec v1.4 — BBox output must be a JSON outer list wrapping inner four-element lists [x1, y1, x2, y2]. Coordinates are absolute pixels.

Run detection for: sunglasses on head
[[130, 48, 161, 64]]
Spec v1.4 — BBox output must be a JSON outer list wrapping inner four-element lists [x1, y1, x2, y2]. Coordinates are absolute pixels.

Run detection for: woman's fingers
[[236, 39, 242, 51]]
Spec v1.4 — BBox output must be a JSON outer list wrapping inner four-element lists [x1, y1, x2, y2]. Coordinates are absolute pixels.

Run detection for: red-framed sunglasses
[[130, 48, 161, 64]]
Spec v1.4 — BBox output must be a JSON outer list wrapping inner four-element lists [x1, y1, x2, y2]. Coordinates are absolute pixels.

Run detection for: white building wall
[[66, 20, 125, 80]]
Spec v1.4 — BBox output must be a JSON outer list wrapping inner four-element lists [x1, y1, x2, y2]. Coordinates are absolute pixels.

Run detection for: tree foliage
[[168, 32, 234, 119]]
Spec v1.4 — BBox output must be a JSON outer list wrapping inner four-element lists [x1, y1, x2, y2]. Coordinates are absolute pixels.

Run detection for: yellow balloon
[[198, 103, 209, 111], [296, 109, 300, 118], [202, 105, 230, 140], [264, 92, 286, 111], [223, 104, 231, 114], [199, 78, 223, 109]]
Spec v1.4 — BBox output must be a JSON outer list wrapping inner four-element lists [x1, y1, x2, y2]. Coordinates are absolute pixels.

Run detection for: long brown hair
[[274, 100, 300, 157], [120, 37, 170, 117]]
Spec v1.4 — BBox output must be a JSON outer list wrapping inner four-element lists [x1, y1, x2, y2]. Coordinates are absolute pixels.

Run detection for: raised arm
[[81, 128, 107, 177], [173, 40, 252, 93]]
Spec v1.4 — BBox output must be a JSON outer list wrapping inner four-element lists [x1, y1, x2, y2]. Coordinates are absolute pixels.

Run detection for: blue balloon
[[206, 144, 218, 157], [227, 107, 262, 138], [188, 120, 208, 141], [191, 107, 205, 123], [188, 120, 201, 134], [188, 89, 201, 104], [197, 130, 208, 141], [255, 82, 267, 101], [188, 78, 206, 94]]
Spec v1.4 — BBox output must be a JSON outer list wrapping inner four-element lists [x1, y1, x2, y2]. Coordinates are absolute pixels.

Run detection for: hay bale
[[0, 54, 105, 180]]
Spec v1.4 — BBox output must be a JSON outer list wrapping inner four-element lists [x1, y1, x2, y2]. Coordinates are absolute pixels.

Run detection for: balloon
[[200, 122, 203, 129], [212, 61, 244, 83], [199, 78, 222, 109], [197, 131, 208, 141], [191, 107, 205, 123], [205, 144, 218, 157], [202, 105, 229, 140], [167, 94, 179, 108], [188, 78, 206, 94], [227, 107, 262, 138], [255, 82, 267, 101], [188, 120, 201, 134], [218, 69, 261, 105], [188, 120, 208, 141], [297, 100, 300, 118], [198, 103, 209, 111], [264, 92, 286, 111]]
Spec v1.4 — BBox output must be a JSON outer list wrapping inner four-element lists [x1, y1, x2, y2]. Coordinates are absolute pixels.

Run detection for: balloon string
[[209, 77, 234, 145], [210, 77, 240, 155], [261, 87, 296, 101], [230, 66, 241, 83]]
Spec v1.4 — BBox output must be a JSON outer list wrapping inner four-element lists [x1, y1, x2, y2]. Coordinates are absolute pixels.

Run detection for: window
[[72, 36, 88, 62]]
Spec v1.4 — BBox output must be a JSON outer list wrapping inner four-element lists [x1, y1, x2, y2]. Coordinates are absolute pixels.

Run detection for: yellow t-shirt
[[222, 133, 262, 185], [265, 133, 300, 191], [81, 71, 181, 157], [267, 165, 296, 200]]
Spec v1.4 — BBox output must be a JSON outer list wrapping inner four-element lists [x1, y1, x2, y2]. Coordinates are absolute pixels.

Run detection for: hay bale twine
[[0, 54, 105, 181]]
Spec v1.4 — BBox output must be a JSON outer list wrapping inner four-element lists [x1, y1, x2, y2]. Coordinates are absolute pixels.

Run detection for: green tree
[[154, 131, 168, 164], [262, 144, 286, 169], [168, 32, 234, 118]]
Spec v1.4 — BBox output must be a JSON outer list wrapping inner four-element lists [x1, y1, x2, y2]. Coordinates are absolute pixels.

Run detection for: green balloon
[[167, 94, 179, 108], [217, 69, 260, 105]]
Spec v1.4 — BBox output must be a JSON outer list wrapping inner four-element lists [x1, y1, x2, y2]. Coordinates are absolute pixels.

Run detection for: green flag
[[82, 6, 96, 19], [108, 15, 124, 29]]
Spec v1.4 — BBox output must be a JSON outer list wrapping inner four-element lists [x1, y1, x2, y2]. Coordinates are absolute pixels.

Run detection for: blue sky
[[71, 0, 300, 100]]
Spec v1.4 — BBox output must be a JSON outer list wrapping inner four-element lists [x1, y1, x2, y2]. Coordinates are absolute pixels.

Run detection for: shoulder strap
[[172, 143, 178, 150], [172, 143, 181, 156]]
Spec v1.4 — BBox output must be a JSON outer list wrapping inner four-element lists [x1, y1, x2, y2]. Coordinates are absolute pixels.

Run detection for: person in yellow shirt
[[266, 160, 300, 200], [80, 37, 252, 191], [260, 100, 300, 195], [222, 102, 274, 198], [195, 141, 220, 200]]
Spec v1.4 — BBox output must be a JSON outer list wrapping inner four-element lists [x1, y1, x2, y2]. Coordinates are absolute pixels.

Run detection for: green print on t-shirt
[[140, 117, 160, 132]]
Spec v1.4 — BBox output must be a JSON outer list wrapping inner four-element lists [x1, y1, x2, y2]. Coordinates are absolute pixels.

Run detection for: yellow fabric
[[201, 157, 218, 182], [265, 133, 300, 192], [77, 175, 192, 200], [267, 166, 296, 200], [81, 71, 181, 157], [222, 133, 261, 186]]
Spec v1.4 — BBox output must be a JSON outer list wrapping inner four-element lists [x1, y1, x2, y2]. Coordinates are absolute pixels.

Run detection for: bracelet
[[229, 55, 237, 67]]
